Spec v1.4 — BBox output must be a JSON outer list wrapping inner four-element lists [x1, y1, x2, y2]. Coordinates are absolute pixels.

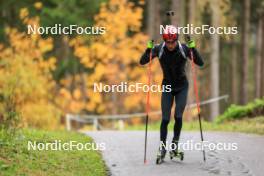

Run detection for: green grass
[[126, 116, 264, 135], [217, 98, 264, 122], [0, 129, 107, 176]]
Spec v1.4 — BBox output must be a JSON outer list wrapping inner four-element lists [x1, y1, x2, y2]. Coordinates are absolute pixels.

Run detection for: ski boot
[[169, 140, 184, 161], [156, 146, 166, 164]]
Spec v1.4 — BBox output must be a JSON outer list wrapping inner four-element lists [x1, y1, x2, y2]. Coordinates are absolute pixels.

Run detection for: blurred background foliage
[[0, 0, 263, 130]]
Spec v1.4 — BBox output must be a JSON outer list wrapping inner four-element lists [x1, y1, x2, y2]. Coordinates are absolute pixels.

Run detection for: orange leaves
[[67, 0, 150, 115], [75, 46, 89, 58], [57, 77, 105, 114], [139, 0, 145, 5], [85, 91, 104, 113], [124, 93, 142, 109], [90, 42, 110, 62], [69, 101, 85, 114], [34, 2, 43, 10], [5, 25, 53, 62], [94, 63, 105, 79], [0, 15, 61, 129], [38, 37, 53, 53], [19, 7, 40, 28], [73, 89, 82, 100], [0, 0, 161, 128], [19, 8, 29, 19], [47, 57, 57, 71], [59, 88, 72, 100], [6, 28, 28, 52], [95, 0, 145, 42], [70, 37, 95, 68], [92, 92, 102, 104], [21, 101, 60, 129]]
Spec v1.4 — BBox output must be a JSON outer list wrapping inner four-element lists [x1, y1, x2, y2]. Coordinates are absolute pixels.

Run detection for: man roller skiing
[[139, 25, 204, 164]]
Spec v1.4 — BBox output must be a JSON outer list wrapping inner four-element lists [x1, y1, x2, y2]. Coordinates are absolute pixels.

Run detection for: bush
[[0, 93, 20, 138], [217, 98, 264, 123], [0, 27, 61, 130]]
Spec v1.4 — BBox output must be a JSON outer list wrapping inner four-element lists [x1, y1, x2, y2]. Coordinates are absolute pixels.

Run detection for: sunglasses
[[165, 40, 177, 44]]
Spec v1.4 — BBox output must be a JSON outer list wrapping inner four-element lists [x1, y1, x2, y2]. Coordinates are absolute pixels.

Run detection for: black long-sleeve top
[[140, 42, 204, 91]]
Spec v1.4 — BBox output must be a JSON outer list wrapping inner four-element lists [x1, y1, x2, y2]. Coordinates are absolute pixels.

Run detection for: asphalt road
[[86, 131, 264, 176]]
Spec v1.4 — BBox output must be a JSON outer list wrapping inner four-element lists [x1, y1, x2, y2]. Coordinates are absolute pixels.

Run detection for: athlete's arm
[[189, 48, 204, 67], [139, 45, 159, 65], [183, 44, 204, 67]]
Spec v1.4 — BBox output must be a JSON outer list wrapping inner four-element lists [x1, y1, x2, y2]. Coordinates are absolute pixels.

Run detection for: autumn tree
[[62, 0, 158, 120], [0, 8, 61, 129]]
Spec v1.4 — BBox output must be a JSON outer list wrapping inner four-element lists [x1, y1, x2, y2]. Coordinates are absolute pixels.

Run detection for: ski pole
[[144, 41, 153, 164], [187, 36, 206, 162]]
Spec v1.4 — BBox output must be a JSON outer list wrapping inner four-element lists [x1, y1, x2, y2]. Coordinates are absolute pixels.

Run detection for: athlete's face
[[165, 40, 177, 51]]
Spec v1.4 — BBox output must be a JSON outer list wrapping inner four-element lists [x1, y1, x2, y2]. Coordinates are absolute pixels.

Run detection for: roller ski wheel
[[169, 150, 184, 161], [156, 149, 166, 164]]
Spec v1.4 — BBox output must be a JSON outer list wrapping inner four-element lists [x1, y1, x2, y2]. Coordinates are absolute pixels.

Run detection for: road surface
[[86, 131, 264, 176]]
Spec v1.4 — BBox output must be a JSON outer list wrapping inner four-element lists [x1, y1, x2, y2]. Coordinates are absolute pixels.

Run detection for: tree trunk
[[231, 42, 238, 103], [171, 0, 181, 26], [240, 0, 250, 104], [187, 0, 196, 25], [255, 16, 262, 98], [147, 0, 161, 41], [154, 0, 161, 41], [261, 19, 264, 97], [147, 0, 155, 39], [209, 1, 220, 121]]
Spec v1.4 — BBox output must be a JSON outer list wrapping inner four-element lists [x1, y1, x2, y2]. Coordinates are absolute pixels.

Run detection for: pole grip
[[186, 35, 191, 42]]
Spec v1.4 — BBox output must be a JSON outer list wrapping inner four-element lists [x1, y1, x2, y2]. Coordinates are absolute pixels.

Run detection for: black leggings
[[160, 83, 189, 144]]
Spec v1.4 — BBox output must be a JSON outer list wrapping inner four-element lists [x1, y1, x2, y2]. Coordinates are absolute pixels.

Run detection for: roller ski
[[169, 140, 184, 161], [156, 146, 166, 164], [169, 150, 184, 161]]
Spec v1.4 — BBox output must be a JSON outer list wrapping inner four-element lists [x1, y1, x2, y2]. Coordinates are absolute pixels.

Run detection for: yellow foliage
[[34, 2, 43, 10], [19, 8, 29, 19], [59, 88, 72, 100], [50, 0, 155, 117], [73, 89, 82, 100], [68, 0, 149, 115], [0, 17, 61, 129], [21, 101, 60, 129]]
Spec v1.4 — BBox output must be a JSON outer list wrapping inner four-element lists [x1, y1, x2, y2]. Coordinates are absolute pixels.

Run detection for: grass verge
[[0, 129, 107, 176], [126, 116, 264, 135]]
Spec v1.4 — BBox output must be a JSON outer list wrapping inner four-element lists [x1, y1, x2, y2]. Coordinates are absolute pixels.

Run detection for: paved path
[[86, 131, 264, 176]]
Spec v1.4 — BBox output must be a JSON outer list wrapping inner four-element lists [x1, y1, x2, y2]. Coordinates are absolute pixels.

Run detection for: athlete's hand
[[147, 40, 154, 49], [187, 40, 195, 48]]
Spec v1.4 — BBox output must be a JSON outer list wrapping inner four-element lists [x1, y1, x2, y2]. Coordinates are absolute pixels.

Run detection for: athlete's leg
[[173, 83, 189, 143], [160, 91, 174, 146]]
